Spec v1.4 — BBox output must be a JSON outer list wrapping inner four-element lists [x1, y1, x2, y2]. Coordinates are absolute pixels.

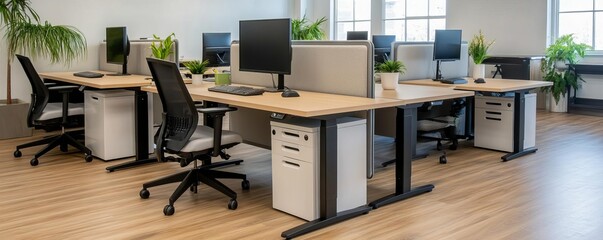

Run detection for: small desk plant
[[150, 33, 176, 60], [541, 34, 590, 112], [468, 30, 494, 79], [183, 60, 210, 84], [376, 60, 406, 90]]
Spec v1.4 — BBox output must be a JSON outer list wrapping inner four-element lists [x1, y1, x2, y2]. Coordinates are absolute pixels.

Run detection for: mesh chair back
[[146, 58, 198, 151], [16, 55, 50, 127]]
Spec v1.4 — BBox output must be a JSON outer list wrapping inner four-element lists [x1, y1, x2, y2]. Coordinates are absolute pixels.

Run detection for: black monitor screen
[[203, 33, 231, 67], [433, 29, 462, 61], [372, 35, 396, 49], [239, 18, 291, 75], [347, 31, 368, 40], [106, 27, 128, 64]]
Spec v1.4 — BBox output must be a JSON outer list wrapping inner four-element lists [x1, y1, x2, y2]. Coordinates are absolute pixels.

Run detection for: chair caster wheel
[[163, 204, 175, 216], [140, 188, 150, 199], [189, 185, 198, 193], [30, 158, 39, 166], [14, 150, 22, 158], [228, 199, 238, 210], [85, 154, 93, 162], [439, 155, 447, 164], [436, 142, 443, 151], [242, 180, 250, 190]]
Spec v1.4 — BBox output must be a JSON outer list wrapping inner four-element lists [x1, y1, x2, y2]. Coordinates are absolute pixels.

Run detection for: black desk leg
[[465, 96, 474, 139], [502, 91, 537, 161], [370, 105, 434, 209], [281, 119, 372, 239], [106, 90, 157, 172], [381, 115, 427, 167]]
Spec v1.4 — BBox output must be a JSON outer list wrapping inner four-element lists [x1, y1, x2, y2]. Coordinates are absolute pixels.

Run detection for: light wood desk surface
[[375, 84, 474, 104], [39, 71, 195, 88], [401, 78, 552, 92], [141, 82, 404, 118]]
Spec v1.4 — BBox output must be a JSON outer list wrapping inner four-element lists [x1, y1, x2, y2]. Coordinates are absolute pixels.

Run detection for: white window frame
[[382, 0, 446, 41], [334, 0, 372, 40], [550, 0, 601, 52]]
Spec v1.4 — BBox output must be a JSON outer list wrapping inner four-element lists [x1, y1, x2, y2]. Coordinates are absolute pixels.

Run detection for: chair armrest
[[197, 107, 237, 115], [47, 85, 79, 93], [44, 82, 57, 86]]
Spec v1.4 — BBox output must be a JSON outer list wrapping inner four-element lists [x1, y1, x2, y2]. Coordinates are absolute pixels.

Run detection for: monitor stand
[[107, 63, 131, 76], [264, 74, 286, 92], [432, 60, 443, 81]]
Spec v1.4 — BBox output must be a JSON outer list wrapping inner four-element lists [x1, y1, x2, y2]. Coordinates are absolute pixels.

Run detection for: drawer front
[[272, 155, 318, 221], [271, 139, 316, 163], [271, 126, 317, 147], [474, 107, 514, 152], [475, 96, 514, 111]]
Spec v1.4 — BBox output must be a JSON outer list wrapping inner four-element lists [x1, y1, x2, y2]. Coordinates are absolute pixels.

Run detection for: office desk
[[401, 78, 552, 161], [142, 82, 403, 239], [371, 84, 474, 208], [39, 71, 157, 172]]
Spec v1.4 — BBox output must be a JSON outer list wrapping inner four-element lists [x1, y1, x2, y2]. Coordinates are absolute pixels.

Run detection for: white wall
[[0, 0, 293, 102]]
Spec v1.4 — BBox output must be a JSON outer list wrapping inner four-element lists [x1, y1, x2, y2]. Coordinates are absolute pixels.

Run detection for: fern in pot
[[183, 60, 209, 84], [376, 60, 406, 90]]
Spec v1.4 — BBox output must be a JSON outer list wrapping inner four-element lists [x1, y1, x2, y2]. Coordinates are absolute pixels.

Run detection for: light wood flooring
[[1, 111, 602, 239]]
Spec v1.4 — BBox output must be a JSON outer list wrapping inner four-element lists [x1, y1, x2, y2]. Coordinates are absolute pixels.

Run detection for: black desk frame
[[500, 89, 538, 161]]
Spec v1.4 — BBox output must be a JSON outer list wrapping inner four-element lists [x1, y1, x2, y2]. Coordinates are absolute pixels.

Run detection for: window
[[335, 0, 371, 40], [554, 0, 602, 49], [383, 0, 446, 41]]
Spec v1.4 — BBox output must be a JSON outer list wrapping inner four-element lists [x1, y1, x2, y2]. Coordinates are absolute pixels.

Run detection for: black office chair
[[13, 55, 93, 166], [139, 58, 249, 216], [416, 99, 465, 164]]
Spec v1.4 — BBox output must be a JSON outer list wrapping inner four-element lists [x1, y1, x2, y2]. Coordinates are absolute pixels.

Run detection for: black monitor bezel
[[238, 18, 292, 75], [432, 29, 462, 61]]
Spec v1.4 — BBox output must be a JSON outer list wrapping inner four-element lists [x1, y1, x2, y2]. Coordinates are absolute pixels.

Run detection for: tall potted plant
[[1, 0, 87, 139], [291, 15, 327, 40], [541, 34, 591, 112], [468, 30, 494, 79], [376, 60, 406, 90]]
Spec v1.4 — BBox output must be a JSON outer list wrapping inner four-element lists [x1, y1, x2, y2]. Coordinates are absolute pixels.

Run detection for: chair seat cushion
[[37, 103, 84, 121], [180, 125, 242, 152], [417, 117, 455, 132]]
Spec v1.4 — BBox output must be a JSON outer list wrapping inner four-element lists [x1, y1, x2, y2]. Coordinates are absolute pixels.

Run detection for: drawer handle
[[283, 145, 300, 152], [486, 117, 502, 121], [283, 160, 300, 168], [485, 102, 502, 106], [91, 96, 99, 100], [283, 131, 300, 138], [485, 111, 502, 115]]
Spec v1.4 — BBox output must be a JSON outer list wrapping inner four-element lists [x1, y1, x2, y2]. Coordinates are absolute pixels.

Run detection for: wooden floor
[[1, 111, 603, 239]]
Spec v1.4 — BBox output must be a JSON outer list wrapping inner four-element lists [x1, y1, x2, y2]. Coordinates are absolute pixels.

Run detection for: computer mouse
[[281, 90, 300, 98], [474, 78, 486, 83]]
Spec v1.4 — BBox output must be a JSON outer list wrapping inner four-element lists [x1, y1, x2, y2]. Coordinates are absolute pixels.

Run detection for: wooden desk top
[[141, 82, 405, 118], [401, 78, 552, 92], [40, 71, 153, 89], [375, 84, 474, 104]]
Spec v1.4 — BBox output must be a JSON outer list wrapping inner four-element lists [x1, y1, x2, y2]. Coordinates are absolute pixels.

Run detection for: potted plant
[[468, 30, 494, 79], [541, 34, 591, 112], [183, 60, 209, 84], [150, 33, 176, 60], [1, 0, 86, 139], [292, 15, 327, 40], [376, 60, 406, 90]]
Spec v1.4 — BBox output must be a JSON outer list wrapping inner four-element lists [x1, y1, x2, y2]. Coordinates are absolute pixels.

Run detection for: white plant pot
[[555, 61, 568, 70], [380, 72, 400, 90], [191, 74, 204, 84], [472, 64, 485, 79], [549, 93, 568, 113]]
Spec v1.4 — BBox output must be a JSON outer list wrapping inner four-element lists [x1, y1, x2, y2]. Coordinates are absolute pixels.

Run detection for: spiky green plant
[[150, 33, 175, 60], [183, 60, 209, 74], [292, 16, 327, 40], [468, 30, 494, 64], [1, 0, 87, 104], [376, 60, 406, 73]]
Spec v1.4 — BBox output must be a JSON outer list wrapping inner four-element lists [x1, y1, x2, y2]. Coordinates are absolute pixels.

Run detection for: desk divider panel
[[375, 42, 469, 138], [229, 41, 377, 177]]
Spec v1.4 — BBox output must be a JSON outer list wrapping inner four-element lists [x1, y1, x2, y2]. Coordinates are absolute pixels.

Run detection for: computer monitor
[[372, 35, 396, 64], [203, 33, 231, 67], [239, 18, 292, 92], [347, 31, 368, 40], [106, 27, 130, 75], [432, 29, 462, 80]]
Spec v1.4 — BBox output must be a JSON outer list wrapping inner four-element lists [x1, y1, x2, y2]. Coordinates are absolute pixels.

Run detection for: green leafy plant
[[468, 30, 494, 64], [1, 0, 87, 104], [150, 33, 175, 60], [292, 16, 327, 40], [183, 60, 209, 74], [376, 60, 406, 73], [541, 34, 591, 104]]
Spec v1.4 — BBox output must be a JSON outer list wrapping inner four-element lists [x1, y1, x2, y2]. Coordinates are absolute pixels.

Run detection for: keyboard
[[440, 78, 467, 84], [208, 85, 265, 96], [73, 71, 104, 78]]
